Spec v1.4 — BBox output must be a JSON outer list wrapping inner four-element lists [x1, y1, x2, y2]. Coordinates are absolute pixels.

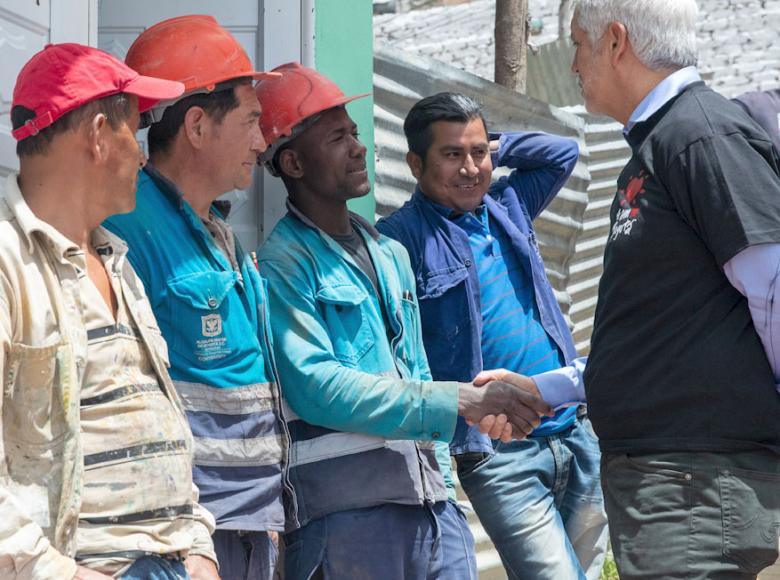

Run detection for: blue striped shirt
[[446, 204, 576, 435]]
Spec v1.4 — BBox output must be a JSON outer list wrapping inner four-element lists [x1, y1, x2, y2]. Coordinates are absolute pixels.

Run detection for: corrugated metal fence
[[373, 42, 630, 577]]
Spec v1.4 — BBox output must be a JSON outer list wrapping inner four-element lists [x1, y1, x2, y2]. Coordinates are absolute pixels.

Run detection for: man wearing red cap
[[104, 16, 293, 580], [0, 43, 220, 579], [255, 63, 552, 580]]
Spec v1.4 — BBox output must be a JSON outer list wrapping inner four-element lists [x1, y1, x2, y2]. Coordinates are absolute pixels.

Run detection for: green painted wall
[[315, 0, 376, 221]]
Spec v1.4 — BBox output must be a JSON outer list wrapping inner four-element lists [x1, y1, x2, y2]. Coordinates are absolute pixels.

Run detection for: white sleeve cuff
[[532, 357, 588, 410]]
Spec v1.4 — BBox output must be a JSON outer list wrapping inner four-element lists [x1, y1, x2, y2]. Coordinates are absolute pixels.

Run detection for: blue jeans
[[120, 556, 188, 579], [212, 529, 278, 580], [457, 414, 608, 580], [283, 500, 476, 579]]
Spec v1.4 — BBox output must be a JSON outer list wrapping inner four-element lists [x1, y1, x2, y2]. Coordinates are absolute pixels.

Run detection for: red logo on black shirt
[[610, 170, 647, 241], [618, 170, 647, 218]]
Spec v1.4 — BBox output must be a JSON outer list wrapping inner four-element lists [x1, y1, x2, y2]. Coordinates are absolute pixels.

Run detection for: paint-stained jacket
[[258, 203, 459, 527], [104, 167, 295, 532], [0, 174, 215, 580]]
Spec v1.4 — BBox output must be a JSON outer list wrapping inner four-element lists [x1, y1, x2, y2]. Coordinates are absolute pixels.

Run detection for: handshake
[[458, 369, 553, 443]]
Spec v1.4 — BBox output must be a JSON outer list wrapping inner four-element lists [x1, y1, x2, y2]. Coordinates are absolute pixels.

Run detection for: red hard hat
[[125, 15, 278, 94], [255, 62, 370, 147]]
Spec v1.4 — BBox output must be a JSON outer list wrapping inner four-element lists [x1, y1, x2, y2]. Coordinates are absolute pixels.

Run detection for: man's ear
[[278, 148, 304, 179], [406, 151, 424, 180], [88, 113, 109, 161], [183, 106, 208, 149], [606, 21, 630, 66]]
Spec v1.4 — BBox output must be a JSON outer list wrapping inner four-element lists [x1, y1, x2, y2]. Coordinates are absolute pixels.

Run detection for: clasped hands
[[457, 368, 553, 443]]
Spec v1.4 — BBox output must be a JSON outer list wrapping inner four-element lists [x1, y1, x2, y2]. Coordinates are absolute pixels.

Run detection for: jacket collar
[[286, 198, 381, 241], [2, 173, 127, 262], [143, 163, 232, 220]]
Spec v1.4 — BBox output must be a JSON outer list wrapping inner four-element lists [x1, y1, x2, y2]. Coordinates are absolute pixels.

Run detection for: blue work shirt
[[377, 131, 580, 454], [104, 166, 294, 532]]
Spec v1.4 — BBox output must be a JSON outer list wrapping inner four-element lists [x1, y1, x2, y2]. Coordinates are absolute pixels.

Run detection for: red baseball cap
[[11, 43, 185, 141]]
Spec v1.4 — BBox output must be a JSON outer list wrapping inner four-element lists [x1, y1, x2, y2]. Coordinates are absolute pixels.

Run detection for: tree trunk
[[494, 0, 528, 92]]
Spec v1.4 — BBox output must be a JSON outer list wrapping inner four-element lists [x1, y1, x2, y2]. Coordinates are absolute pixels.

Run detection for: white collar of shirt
[[624, 66, 702, 135]]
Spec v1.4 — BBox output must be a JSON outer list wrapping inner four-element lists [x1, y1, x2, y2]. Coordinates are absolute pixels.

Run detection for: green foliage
[[600, 554, 619, 580]]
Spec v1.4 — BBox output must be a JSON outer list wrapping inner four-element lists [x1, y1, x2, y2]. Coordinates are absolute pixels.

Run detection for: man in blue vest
[[104, 16, 292, 579], [377, 92, 609, 580], [254, 63, 553, 580]]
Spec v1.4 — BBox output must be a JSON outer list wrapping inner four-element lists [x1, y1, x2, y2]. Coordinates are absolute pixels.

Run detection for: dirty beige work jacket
[[0, 174, 216, 579]]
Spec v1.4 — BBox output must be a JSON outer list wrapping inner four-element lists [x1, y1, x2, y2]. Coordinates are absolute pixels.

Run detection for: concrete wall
[[316, 0, 376, 220]]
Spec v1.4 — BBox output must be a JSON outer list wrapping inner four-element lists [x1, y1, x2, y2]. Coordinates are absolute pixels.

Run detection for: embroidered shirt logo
[[201, 313, 223, 337]]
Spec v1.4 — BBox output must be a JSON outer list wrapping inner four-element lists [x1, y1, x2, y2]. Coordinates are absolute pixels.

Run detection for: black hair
[[12, 93, 132, 158], [403, 92, 487, 163], [147, 77, 252, 157]]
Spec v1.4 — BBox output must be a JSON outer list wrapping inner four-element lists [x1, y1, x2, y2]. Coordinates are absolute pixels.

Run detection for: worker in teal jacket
[[104, 16, 293, 580], [255, 63, 551, 580]]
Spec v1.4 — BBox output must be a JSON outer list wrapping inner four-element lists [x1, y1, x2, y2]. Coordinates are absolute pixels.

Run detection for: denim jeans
[[212, 529, 278, 580], [120, 555, 188, 579], [601, 450, 780, 579], [457, 414, 608, 580], [282, 500, 476, 580]]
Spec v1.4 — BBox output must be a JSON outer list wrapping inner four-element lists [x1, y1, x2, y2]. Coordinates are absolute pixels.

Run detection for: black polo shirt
[[585, 82, 780, 455]]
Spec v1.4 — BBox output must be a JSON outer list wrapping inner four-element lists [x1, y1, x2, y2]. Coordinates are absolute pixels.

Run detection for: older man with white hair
[[570, 0, 780, 578]]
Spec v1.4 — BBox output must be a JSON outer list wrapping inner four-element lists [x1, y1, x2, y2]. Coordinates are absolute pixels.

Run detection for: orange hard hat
[[255, 62, 370, 174], [255, 62, 370, 147], [125, 15, 278, 95]]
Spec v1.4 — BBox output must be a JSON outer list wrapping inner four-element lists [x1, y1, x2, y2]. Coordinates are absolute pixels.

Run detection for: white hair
[[574, 0, 699, 70]]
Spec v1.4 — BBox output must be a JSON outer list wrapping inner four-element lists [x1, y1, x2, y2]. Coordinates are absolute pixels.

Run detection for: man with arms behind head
[[255, 63, 552, 580], [0, 43, 220, 579], [105, 15, 292, 580], [377, 92, 608, 580], [571, 1, 780, 577]]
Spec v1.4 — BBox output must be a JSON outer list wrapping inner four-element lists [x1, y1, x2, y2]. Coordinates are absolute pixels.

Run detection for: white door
[[0, 0, 97, 178], [98, 0, 313, 250]]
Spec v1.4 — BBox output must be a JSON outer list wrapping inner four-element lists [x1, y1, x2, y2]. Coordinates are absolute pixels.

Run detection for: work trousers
[[282, 500, 476, 579], [602, 450, 780, 579]]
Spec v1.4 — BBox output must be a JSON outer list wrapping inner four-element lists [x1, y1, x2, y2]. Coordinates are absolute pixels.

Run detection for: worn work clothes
[[585, 81, 780, 454], [258, 202, 459, 529], [119, 555, 188, 579], [377, 131, 580, 454], [211, 530, 277, 580], [76, 236, 199, 575], [104, 167, 292, 535], [0, 174, 216, 579], [283, 500, 476, 580]]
